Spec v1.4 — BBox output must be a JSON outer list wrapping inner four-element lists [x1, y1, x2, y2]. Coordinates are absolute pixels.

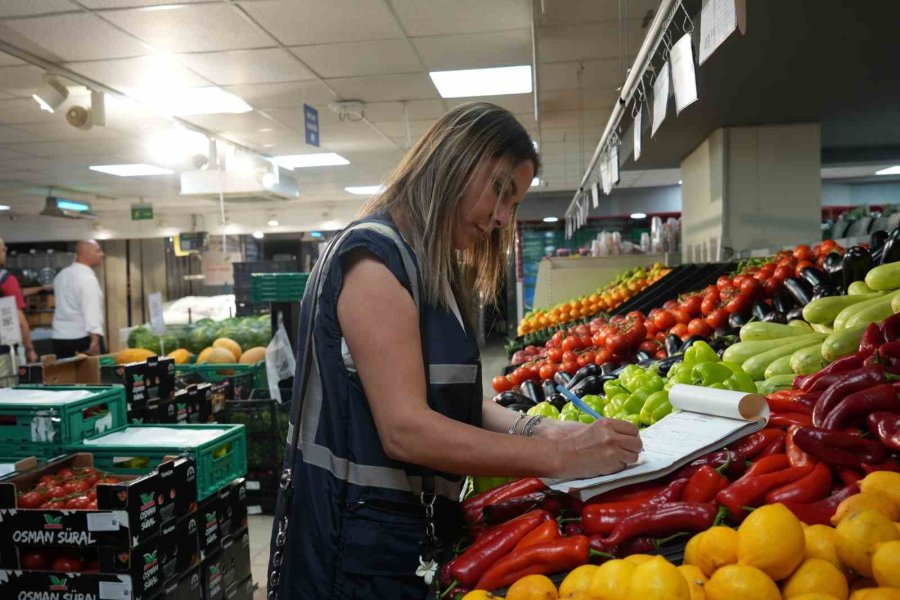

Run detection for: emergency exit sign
[[131, 204, 153, 220]]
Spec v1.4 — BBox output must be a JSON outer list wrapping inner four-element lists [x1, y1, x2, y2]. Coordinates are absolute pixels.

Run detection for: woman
[[268, 102, 642, 600]]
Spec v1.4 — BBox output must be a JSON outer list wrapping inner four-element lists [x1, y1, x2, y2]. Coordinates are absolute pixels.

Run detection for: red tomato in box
[[20, 552, 47, 571], [539, 363, 558, 381], [653, 310, 676, 331], [52, 557, 82, 573], [547, 347, 563, 363], [682, 295, 703, 316], [706, 309, 729, 330]]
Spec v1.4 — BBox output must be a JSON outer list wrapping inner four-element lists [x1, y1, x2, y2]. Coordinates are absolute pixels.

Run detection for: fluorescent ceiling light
[[543, 216, 559, 223], [429, 65, 533, 98], [531, 177, 540, 188], [57, 200, 91, 212], [147, 86, 252, 116], [273, 153, 349, 169], [345, 185, 384, 195], [876, 166, 900, 176], [90, 164, 174, 177], [310, 231, 323, 238], [678, 180, 683, 185], [630, 212, 647, 219], [0, 205, 9, 211], [32, 77, 69, 113], [252, 231, 264, 239], [267, 219, 280, 227]]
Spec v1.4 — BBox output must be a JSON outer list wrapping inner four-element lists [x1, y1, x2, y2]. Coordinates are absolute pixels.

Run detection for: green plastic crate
[[70, 423, 247, 500], [0, 385, 127, 460], [175, 361, 266, 399], [250, 272, 309, 302]]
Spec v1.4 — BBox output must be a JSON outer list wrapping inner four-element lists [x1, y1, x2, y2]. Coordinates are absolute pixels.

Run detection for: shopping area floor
[[245, 338, 508, 596]]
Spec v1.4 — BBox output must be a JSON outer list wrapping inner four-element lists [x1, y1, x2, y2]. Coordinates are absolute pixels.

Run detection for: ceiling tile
[[374, 119, 436, 138], [0, 64, 53, 97], [68, 55, 210, 96], [535, 0, 621, 26], [0, 0, 75, 18], [14, 121, 126, 142], [326, 73, 438, 102], [78, 0, 210, 7], [0, 98, 60, 125], [362, 99, 446, 122], [446, 94, 535, 115], [0, 125, 43, 144], [177, 48, 314, 85], [239, 0, 401, 45], [1, 13, 151, 61], [291, 39, 421, 78], [0, 52, 25, 66], [182, 111, 280, 134], [538, 59, 622, 92], [223, 80, 336, 110], [413, 29, 532, 71], [102, 4, 274, 53], [540, 88, 617, 112], [392, 0, 530, 36], [538, 22, 627, 63]]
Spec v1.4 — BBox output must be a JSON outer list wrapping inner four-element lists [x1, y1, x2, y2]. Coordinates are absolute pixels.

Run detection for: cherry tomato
[[64, 479, 91, 495], [539, 363, 558, 381], [559, 361, 579, 375], [56, 468, 74, 480], [17, 491, 44, 509], [700, 292, 720, 316], [653, 310, 676, 331], [670, 323, 689, 340], [38, 475, 56, 487], [577, 352, 595, 367], [20, 552, 47, 571], [52, 556, 82, 573], [773, 265, 793, 281], [547, 347, 563, 363], [682, 295, 702, 316], [65, 495, 92, 510], [687, 318, 713, 338], [716, 276, 734, 291], [706, 309, 729, 330], [46, 486, 67, 500], [672, 309, 691, 325], [561, 335, 581, 353], [492, 376, 512, 393]]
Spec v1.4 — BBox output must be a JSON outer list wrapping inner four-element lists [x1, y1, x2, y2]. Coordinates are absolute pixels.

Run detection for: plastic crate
[[175, 361, 266, 400], [0, 385, 127, 459], [71, 423, 247, 500], [250, 272, 309, 303]]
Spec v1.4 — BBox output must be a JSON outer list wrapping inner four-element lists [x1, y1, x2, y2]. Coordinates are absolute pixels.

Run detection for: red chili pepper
[[882, 313, 900, 342], [766, 462, 832, 504], [475, 535, 590, 591], [582, 478, 689, 535], [821, 383, 899, 431], [862, 456, 900, 474], [859, 323, 884, 357], [463, 478, 546, 524], [837, 467, 864, 487], [617, 536, 657, 556], [879, 340, 900, 360], [792, 426, 889, 467], [745, 453, 791, 476], [811, 366, 884, 427], [674, 449, 746, 480], [729, 428, 785, 460], [482, 492, 547, 525], [717, 457, 814, 519], [781, 483, 859, 525], [449, 509, 551, 587], [514, 519, 561, 551], [767, 393, 814, 415], [683, 462, 730, 503], [785, 425, 815, 467], [564, 521, 586, 536], [797, 353, 864, 391], [867, 411, 900, 451], [770, 412, 814, 429], [584, 481, 665, 506], [601, 502, 720, 548]]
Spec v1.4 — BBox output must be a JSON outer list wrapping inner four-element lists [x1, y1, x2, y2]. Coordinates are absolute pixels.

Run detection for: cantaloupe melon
[[167, 348, 192, 365], [116, 348, 155, 364], [212, 337, 241, 361], [238, 346, 266, 364], [197, 347, 235, 365]]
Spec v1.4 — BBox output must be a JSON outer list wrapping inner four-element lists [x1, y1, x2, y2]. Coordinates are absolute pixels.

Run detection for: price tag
[[652, 61, 670, 137], [633, 105, 642, 161], [600, 155, 612, 195], [148, 292, 165, 336], [0, 296, 21, 346], [88, 511, 121, 532], [671, 33, 699, 114], [699, 0, 737, 65], [591, 182, 599, 209], [610, 144, 619, 184], [246, 480, 261, 491]]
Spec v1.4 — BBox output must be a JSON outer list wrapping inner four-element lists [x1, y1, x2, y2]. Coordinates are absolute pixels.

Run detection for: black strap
[[0, 269, 8, 290]]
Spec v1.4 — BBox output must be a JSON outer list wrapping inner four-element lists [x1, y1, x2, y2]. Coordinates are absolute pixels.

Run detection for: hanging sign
[[0, 296, 21, 346], [610, 143, 620, 184], [652, 61, 670, 137], [599, 155, 612, 195], [699, 0, 737, 65], [591, 182, 599, 209], [633, 104, 642, 161], [148, 292, 166, 336], [304, 103, 320, 147], [671, 33, 699, 114], [130, 204, 153, 221]]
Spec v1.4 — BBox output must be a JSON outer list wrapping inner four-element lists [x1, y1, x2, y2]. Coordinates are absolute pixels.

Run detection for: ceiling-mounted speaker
[[66, 105, 92, 130]]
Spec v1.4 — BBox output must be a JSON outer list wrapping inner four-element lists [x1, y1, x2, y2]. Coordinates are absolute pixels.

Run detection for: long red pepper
[[766, 462, 832, 504], [463, 478, 546, 524], [584, 481, 665, 505], [514, 520, 560, 551], [674, 449, 745, 480], [717, 456, 814, 519], [862, 456, 900, 474], [482, 492, 546, 524], [797, 354, 863, 391], [475, 535, 590, 591], [792, 426, 889, 467], [449, 509, 551, 587], [582, 478, 689, 535], [785, 425, 815, 467], [821, 383, 899, 431], [744, 453, 790, 476], [683, 453, 731, 503], [882, 313, 900, 342], [782, 483, 859, 525], [811, 366, 884, 427], [601, 502, 719, 547], [770, 412, 814, 428], [859, 323, 884, 358], [760, 435, 787, 455], [837, 468, 864, 486], [868, 412, 900, 451], [729, 429, 785, 460], [767, 391, 814, 415]]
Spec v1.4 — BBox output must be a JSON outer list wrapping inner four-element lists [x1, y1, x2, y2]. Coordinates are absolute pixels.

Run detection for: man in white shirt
[[52, 240, 106, 358]]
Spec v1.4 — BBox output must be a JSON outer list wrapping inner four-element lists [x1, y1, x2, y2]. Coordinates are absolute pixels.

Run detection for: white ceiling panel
[[68, 55, 210, 95], [79, 0, 211, 7], [327, 73, 438, 103], [362, 99, 446, 123], [0, 0, 75, 18], [177, 48, 314, 85], [239, 0, 401, 46], [535, 0, 628, 26], [224, 80, 336, 110], [540, 88, 618, 112], [0, 52, 25, 66], [221, 127, 304, 151], [182, 110, 281, 134], [14, 121, 126, 142], [446, 94, 535, 115], [102, 4, 274, 53], [392, 0, 531, 37], [0, 98, 61, 125], [413, 29, 532, 71], [1, 13, 151, 61], [374, 119, 436, 138], [291, 39, 420, 78], [0, 64, 54, 97], [0, 125, 42, 144], [539, 59, 622, 92], [538, 22, 625, 63]]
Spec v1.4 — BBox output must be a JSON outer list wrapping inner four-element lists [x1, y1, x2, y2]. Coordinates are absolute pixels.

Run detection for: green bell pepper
[[618, 365, 645, 393], [527, 401, 560, 419], [581, 394, 608, 415], [722, 370, 757, 394], [602, 393, 629, 418], [623, 387, 653, 415], [684, 341, 718, 367], [603, 379, 627, 398], [639, 390, 673, 425], [691, 362, 734, 387], [616, 414, 642, 427], [560, 402, 595, 423]]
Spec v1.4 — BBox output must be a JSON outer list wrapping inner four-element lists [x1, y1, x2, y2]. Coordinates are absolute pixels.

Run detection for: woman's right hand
[[552, 418, 643, 479]]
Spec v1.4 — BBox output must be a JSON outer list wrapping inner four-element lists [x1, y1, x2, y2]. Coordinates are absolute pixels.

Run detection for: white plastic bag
[[266, 315, 296, 403]]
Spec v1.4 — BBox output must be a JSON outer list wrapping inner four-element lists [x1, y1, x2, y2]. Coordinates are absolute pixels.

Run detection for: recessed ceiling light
[[543, 216, 559, 223], [267, 219, 280, 227], [0, 205, 10, 211], [252, 231, 264, 239], [146, 87, 252, 116], [429, 65, 533, 98], [89, 164, 174, 177], [678, 180, 683, 185], [531, 177, 540, 188], [344, 185, 384, 195], [630, 212, 647, 219], [273, 153, 349, 169], [876, 166, 900, 176]]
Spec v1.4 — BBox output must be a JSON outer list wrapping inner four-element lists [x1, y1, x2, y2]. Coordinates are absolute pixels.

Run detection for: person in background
[[51, 239, 105, 358], [0, 237, 38, 364]]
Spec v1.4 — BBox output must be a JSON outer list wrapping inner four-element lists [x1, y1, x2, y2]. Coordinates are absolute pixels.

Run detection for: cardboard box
[[102, 361, 151, 410], [97, 533, 168, 599], [201, 552, 225, 600], [156, 457, 197, 524], [161, 511, 200, 575], [164, 565, 201, 600], [224, 576, 254, 600], [219, 479, 248, 539], [221, 527, 250, 588], [197, 494, 221, 561], [0, 570, 154, 600], [17, 354, 100, 385]]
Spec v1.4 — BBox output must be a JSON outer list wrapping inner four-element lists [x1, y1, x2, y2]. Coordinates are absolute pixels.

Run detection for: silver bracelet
[[508, 412, 527, 435], [522, 415, 545, 437]]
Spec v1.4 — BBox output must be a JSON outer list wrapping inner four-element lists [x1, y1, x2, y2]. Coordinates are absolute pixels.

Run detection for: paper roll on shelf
[[669, 384, 769, 422]]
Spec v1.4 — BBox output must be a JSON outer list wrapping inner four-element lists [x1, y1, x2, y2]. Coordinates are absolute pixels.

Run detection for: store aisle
[[248, 514, 273, 600]]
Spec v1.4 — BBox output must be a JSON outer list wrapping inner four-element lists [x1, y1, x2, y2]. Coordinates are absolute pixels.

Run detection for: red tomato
[[653, 310, 676, 331], [716, 276, 734, 291], [574, 324, 591, 338], [670, 323, 689, 340], [626, 311, 644, 321], [655, 331, 668, 343], [579, 335, 593, 349], [559, 361, 579, 375], [605, 333, 626, 354], [795, 260, 814, 277], [706, 309, 729, 330], [562, 350, 577, 363], [654, 349, 668, 360], [644, 321, 659, 337], [63, 480, 91, 495], [700, 292, 720, 316], [731, 274, 749, 287], [740, 278, 760, 298], [17, 491, 44, 509], [639, 340, 660, 353], [20, 552, 47, 571], [793, 244, 814, 262], [577, 352, 595, 367], [561, 335, 581, 353], [52, 556, 82, 573], [773, 265, 793, 281], [628, 320, 647, 344], [56, 468, 74, 480], [610, 315, 626, 324], [672, 309, 691, 325], [687, 318, 713, 338], [547, 347, 563, 363], [590, 332, 605, 348], [682, 295, 703, 317], [820, 239, 837, 253], [39, 500, 66, 509], [491, 376, 512, 393], [663, 300, 679, 311], [594, 349, 611, 365], [538, 363, 558, 381], [725, 293, 751, 315], [762, 277, 783, 296], [46, 486, 67, 500], [38, 475, 56, 487], [508, 368, 528, 386], [65, 495, 92, 510]]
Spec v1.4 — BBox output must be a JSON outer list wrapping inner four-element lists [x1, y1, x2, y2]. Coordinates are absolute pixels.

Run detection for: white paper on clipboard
[[652, 61, 670, 137]]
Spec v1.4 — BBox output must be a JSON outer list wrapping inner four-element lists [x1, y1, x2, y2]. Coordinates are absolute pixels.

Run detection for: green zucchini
[[848, 280, 874, 295], [821, 323, 868, 361], [756, 374, 798, 396], [788, 320, 813, 331], [741, 335, 831, 381], [764, 354, 794, 380], [802, 292, 885, 326], [811, 323, 834, 334], [841, 290, 900, 330], [865, 262, 900, 292], [790, 343, 829, 375], [722, 333, 826, 366], [740, 321, 816, 342]]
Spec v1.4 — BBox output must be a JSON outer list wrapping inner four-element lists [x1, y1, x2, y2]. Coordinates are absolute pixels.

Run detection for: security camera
[[66, 105, 92, 130]]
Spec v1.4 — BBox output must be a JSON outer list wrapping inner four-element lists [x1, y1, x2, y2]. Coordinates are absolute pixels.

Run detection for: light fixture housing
[[252, 231, 264, 239], [630, 212, 647, 219], [41, 196, 97, 219], [267, 219, 280, 227], [32, 76, 69, 113], [429, 65, 533, 98], [90, 164, 174, 177], [876, 166, 900, 176], [678, 180, 683, 185], [543, 216, 559, 223], [273, 153, 349, 169], [345, 185, 384, 195], [0, 205, 10, 211]]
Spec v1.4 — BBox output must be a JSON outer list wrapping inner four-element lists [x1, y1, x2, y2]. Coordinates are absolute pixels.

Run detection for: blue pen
[[556, 384, 603, 420]]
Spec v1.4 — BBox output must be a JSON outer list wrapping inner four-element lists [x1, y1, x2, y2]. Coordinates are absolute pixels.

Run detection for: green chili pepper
[[684, 341, 718, 366], [623, 388, 653, 415], [639, 390, 670, 425], [527, 401, 560, 419], [692, 362, 734, 387], [603, 379, 627, 398]]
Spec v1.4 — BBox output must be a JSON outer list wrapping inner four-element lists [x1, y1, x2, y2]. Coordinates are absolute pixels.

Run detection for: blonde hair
[[360, 102, 540, 323]]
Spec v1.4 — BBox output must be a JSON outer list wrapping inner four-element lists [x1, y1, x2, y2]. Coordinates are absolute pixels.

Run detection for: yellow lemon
[[872, 539, 900, 588], [737, 503, 806, 580], [463, 593, 504, 600], [558, 565, 597, 599], [705, 564, 781, 600], [697, 526, 739, 577], [790, 595, 841, 600], [677, 564, 708, 600], [832, 493, 899, 525], [782, 558, 849, 600], [587, 560, 634, 600], [684, 533, 703, 567], [859, 471, 900, 507], [625, 556, 689, 600], [835, 509, 900, 578], [805, 525, 843, 570], [849, 579, 878, 593], [623, 554, 654, 565], [849, 590, 900, 600], [506, 575, 558, 600]]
